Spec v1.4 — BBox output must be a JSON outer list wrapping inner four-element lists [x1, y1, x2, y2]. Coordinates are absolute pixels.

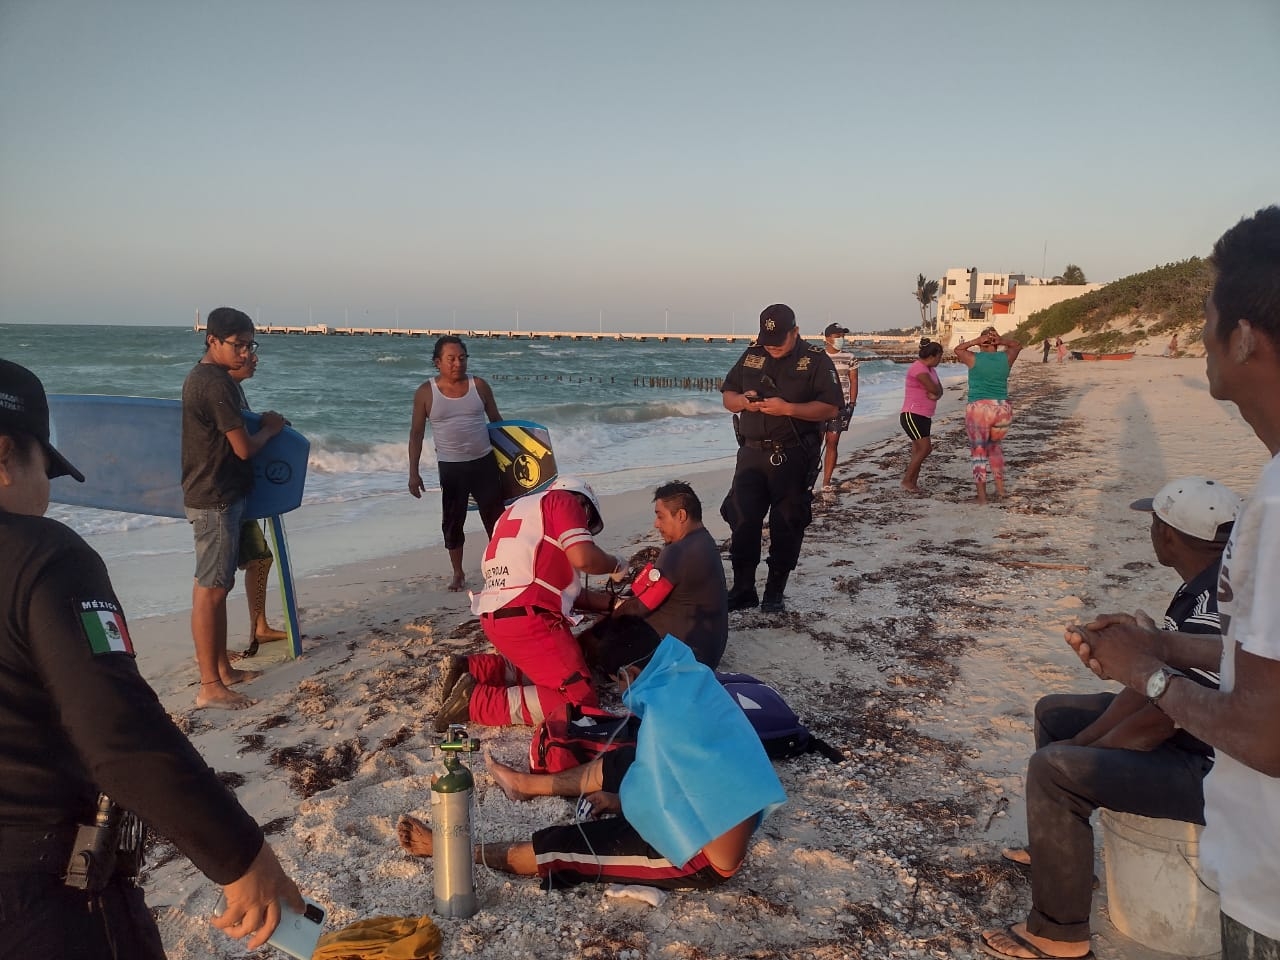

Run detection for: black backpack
[[715, 672, 843, 762]]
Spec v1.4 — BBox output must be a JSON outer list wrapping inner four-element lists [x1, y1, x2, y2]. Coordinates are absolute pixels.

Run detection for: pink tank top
[[901, 360, 941, 417]]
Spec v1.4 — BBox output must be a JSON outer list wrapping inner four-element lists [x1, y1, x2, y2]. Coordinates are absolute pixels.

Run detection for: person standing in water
[[408, 335, 505, 592]]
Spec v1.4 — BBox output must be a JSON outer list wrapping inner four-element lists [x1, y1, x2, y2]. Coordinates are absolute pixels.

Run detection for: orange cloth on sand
[[311, 915, 442, 960]]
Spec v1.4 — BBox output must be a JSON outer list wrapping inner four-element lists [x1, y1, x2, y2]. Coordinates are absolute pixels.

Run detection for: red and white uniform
[[466, 490, 599, 725], [471, 490, 592, 620]]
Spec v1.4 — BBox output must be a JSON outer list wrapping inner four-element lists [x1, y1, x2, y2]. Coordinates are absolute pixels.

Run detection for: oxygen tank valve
[[431, 725, 480, 918]]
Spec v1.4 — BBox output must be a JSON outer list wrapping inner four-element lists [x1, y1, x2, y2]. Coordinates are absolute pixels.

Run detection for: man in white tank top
[[408, 336, 505, 591]]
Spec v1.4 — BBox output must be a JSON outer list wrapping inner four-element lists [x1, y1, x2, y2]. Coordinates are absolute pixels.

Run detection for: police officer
[[720, 305, 842, 613], [0, 359, 303, 959]]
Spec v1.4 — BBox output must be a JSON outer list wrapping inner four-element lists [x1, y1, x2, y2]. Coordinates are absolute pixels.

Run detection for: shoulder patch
[[744, 354, 766, 369], [76, 600, 135, 656], [806, 343, 825, 353]]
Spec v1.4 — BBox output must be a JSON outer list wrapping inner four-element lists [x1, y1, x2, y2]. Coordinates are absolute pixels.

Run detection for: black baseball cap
[[824, 322, 850, 337], [0, 359, 85, 482], [757, 304, 797, 346]]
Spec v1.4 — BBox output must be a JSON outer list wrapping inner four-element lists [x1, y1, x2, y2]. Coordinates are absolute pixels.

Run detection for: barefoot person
[[182, 307, 286, 710], [900, 340, 944, 494], [228, 350, 287, 656], [0, 360, 304, 957], [407, 335, 505, 592], [954, 326, 1022, 504], [401, 617, 785, 890]]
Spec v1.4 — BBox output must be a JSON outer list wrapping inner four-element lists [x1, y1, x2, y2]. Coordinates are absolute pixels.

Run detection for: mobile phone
[[267, 898, 326, 959], [213, 893, 326, 959]]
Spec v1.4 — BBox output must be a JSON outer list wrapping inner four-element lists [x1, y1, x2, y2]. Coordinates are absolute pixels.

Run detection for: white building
[[934, 268, 1104, 344]]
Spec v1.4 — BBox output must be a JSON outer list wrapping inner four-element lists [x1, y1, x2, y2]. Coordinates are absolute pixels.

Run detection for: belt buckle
[[769, 446, 787, 466]]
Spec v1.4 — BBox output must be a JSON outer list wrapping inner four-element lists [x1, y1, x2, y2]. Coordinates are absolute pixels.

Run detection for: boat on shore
[[1074, 351, 1135, 361]]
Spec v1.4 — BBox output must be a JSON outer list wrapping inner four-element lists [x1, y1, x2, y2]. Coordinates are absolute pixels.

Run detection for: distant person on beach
[[954, 327, 1022, 505], [0, 359, 304, 957], [899, 340, 944, 494], [182, 308, 286, 710], [578, 481, 729, 669], [720, 304, 842, 613], [1055, 337, 1066, 364], [818, 322, 859, 497], [433, 476, 629, 731], [1165, 332, 1180, 357], [1042, 338, 1051, 363], [228, 350, 288, 656], [1065, 206, 1280, 960], [399, 618, 785, 890], [980, 476, 1239, 960], [408, 335, 505, 592]]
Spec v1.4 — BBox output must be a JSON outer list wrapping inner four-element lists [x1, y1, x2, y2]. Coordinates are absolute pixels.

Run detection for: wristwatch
[[1145, 665, 1186, 706]]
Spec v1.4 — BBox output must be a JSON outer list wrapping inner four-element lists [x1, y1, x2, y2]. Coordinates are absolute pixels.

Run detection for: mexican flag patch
[[79, 602, 134, 656]]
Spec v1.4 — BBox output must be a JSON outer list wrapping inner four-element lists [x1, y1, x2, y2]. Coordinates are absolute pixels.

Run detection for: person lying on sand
[[402, 617, 785, 889]]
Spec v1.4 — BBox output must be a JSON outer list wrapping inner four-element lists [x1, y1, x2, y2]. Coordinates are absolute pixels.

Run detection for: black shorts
[[531, 747, 731, 890], [900, 412, 932, 440], [823, 402, 854, 435], [438, 452, 504, 548], [237, 518, 273, 569]]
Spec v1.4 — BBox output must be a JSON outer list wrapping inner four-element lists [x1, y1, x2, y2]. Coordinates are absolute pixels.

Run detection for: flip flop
[[1001, 847, 1031, 866], [978, 925, 1094, 960]]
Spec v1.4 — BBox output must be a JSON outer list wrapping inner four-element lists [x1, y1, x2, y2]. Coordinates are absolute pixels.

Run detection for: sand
[[130, 355, 1266, 959]]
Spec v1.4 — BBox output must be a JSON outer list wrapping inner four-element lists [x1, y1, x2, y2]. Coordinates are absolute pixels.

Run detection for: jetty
[[199, 321, 755, 344]]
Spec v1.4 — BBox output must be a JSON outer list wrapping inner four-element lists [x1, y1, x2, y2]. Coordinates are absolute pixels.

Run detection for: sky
[[1, 1, 1277, 334]]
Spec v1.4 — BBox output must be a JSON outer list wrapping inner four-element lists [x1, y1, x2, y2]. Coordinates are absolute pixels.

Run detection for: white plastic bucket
[[1100, 810, 1221, 956]]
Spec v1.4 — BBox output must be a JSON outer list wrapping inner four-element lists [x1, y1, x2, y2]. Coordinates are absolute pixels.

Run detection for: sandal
[[979, 925, 1094, 960]]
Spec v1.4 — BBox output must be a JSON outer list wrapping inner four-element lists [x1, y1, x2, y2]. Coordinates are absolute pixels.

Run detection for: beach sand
[[134, 355, 1265, 959]]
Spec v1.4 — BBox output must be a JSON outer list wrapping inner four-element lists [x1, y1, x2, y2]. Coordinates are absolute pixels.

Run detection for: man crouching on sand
[[399, 617, 786, 889]]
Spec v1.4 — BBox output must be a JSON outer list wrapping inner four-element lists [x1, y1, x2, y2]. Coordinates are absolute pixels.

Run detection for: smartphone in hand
[[214, 893, 326, 960]]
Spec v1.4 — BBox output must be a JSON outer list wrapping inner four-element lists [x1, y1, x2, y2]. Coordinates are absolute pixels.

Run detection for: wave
[[525, 398, 723, 426]]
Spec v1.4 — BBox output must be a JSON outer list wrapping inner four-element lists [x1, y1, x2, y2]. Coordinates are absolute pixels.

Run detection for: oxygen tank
[[431, 724, 480, 918]]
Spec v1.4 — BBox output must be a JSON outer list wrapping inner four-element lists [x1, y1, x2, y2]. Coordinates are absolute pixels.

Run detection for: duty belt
[[0, 822, 79, 874], [742, 437, 805, 465], [741, 438, 801, 452]]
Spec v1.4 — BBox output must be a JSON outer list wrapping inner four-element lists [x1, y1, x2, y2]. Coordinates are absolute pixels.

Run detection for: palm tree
[[914, 273, 940, 332]]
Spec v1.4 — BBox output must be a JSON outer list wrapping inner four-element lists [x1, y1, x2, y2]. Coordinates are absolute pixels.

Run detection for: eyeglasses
[[219, 337, 259, 355]]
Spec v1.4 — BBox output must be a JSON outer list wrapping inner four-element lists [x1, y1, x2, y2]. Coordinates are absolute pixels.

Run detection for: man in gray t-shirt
[[579, 482, 729, 668], [181, 308, 286, 711]]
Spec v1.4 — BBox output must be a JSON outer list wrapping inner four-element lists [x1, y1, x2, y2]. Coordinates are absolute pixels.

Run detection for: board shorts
[[438, 452, 504, 549], [823, 402, 855, 435], [900, 412, 932, 440], [186, 499, 245, 590], [531, 747, 736, 891], [237, 519, 273, 569]]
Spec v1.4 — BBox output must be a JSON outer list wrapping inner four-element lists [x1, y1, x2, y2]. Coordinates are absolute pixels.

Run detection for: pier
[[236, 323, 756, 343]]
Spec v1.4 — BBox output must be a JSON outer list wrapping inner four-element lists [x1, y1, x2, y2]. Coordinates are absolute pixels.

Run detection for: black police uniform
[[720, 339, 843, 600], [0, 513, 266, 959]]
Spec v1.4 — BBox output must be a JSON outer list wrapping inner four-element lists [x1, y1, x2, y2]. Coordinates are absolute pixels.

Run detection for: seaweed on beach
[[269, 738, 366, 798]]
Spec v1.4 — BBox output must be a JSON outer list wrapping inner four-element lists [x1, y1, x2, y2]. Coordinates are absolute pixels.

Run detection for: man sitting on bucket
[[401, 616, 786, 889]]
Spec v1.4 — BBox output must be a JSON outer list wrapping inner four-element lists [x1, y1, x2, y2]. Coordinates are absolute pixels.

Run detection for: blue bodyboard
[[47, 395, 308, 520]]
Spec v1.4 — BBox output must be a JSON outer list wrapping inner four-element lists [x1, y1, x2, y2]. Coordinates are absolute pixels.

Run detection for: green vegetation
[[1012, 257, 1213, 351], [1060, 264, 1087, 285], [914, 273, 939, 329]]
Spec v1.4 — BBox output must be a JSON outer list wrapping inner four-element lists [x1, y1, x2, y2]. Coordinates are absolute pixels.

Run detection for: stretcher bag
[[528, 704, 640, 774]]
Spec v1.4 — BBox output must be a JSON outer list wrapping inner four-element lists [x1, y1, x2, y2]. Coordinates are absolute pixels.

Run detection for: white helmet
[[547, 475, 603, 535]]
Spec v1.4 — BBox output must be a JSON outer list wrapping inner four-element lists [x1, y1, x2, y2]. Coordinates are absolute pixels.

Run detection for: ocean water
[[3, 323, 958, 615]]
